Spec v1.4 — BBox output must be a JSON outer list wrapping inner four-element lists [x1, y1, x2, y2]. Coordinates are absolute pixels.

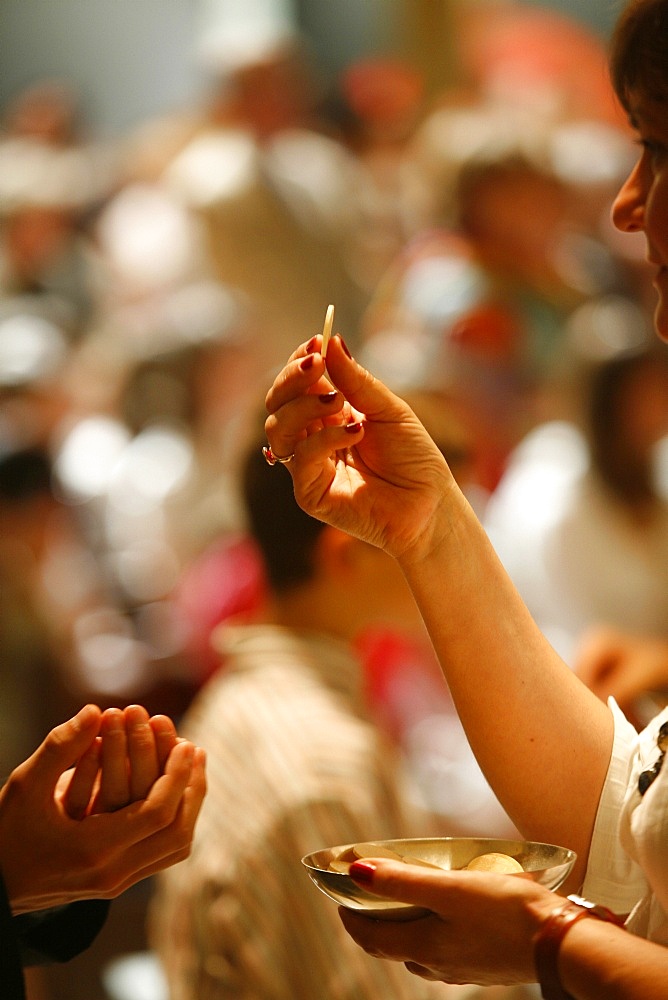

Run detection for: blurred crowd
[[2, 5, 668, 995]]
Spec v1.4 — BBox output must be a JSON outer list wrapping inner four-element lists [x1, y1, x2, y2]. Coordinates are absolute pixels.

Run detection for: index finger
[[264, 341, 333, 415], [348, 858, 457, 912]]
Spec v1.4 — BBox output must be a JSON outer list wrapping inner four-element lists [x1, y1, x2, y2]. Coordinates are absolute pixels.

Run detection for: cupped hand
[[0, 704, 206, 913], [63, 705, 179, 818], [338, 858, 559, 987], [264, 335, 459, 565]]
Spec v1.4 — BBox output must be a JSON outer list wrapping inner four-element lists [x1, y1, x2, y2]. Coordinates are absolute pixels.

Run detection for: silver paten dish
[[302, 837, 577, 920]]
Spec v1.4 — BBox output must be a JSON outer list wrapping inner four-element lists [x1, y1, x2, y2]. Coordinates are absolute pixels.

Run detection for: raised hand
[[264, 334, 458, 565]]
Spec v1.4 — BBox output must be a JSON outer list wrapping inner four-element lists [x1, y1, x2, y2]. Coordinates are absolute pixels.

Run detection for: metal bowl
[[302, 836, 577, 920]]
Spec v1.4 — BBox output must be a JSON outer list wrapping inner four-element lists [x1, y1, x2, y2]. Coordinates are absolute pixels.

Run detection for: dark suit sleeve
[[1, 870, 109, 999], [0, 872, 26, 1000], [13, 899, 110, 966]]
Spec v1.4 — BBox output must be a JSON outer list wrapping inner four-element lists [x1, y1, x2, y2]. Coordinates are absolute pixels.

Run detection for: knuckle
[[43, 726, 68, 760], [2, 768, 28, 803]]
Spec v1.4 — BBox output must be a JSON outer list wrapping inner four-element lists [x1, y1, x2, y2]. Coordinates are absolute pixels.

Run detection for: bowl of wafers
[[302, 837, 576, 919]]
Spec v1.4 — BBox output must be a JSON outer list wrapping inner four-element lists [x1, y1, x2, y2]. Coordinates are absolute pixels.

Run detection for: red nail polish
[[301, 355, 315, 371], [319, 391, 338, 403], [339, 336, 352, 359], [350, 860, 376, 884], [305, 337, 317, 354], [345, 420, 363, 434]]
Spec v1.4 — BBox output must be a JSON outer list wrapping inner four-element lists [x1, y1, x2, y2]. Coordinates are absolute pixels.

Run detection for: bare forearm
[[560, 918, 668, 999], [399, 490, 614, 884]]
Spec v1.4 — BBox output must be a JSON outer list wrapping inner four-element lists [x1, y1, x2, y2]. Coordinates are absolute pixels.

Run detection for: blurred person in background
[[0, 445, 78, 767], [46, 285, 266, 721], [361, 109, 640, 495], [149, 415, 458, 1000], [574, 625, 668, 728], [322, 56, 428, 296], [0, 78, 119, 343], [168, 383, 514, 837], [361, 1, 644, 497], [454, 4, 621, 126], [121, 19, 367, 367], [484, 339, 668, 698]]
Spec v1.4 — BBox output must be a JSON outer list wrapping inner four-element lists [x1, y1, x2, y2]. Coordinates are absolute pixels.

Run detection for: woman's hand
[[264, 335, 458, 565], [338, 858, 558, 987]]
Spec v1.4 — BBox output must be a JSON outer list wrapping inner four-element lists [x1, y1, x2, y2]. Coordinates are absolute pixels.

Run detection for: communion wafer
[[352, 842, 405, 861], [463, 852, 524, 874], [327, 842, 444, 872], [321, 303, 334, 358]]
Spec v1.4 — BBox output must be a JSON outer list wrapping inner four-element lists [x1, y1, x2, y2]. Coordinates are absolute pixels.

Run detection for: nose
[[611, 158, 646, 233]]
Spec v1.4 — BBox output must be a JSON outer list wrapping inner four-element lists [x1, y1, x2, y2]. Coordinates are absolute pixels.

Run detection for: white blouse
[[583, 700, 668, 943]]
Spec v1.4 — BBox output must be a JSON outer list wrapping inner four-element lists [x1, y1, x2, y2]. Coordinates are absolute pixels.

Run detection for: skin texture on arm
[[338, 858, 668, 998], [265, 335, 614, 885], [0, 704, 206, 914]]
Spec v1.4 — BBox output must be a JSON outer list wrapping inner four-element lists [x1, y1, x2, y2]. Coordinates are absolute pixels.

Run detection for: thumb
[[29, 704, 103, 784], [324, 337, 402, 422], [141, 740, 195, 813]]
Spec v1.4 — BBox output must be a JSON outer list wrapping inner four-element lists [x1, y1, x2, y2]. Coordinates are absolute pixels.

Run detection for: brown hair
[[587, 348, 668, 505], [241, 430, 326, 593], [610, 0, 668, 111]]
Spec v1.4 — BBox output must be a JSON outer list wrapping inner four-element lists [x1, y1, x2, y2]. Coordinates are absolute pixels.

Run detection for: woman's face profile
[[612, 94, 668, 341]]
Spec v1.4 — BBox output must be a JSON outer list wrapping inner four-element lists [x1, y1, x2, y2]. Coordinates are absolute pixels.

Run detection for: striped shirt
[[149, 624, 446, 1000]]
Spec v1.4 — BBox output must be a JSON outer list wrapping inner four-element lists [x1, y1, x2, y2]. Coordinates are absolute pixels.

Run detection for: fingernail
[[126, 704, 148, 727], [319, 391, 338, 403], [345, 420, 363, 434], [339, 336, 352, 359], [103, 708, 124, 732], [305, 337, 318, 354], [350, 860, 376, 884], [301, 355, 315, 371]]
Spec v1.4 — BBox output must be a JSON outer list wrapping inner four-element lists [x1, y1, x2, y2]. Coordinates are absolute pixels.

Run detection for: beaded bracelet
[[533, 894, 624, 999]]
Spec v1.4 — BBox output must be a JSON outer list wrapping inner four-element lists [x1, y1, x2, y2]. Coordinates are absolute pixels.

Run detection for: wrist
[[396, 483, 474, 578], [532, 895, 624, 999]]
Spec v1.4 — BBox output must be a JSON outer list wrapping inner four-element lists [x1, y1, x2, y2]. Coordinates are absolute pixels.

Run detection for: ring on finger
[[262, 445, 295, 466]]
